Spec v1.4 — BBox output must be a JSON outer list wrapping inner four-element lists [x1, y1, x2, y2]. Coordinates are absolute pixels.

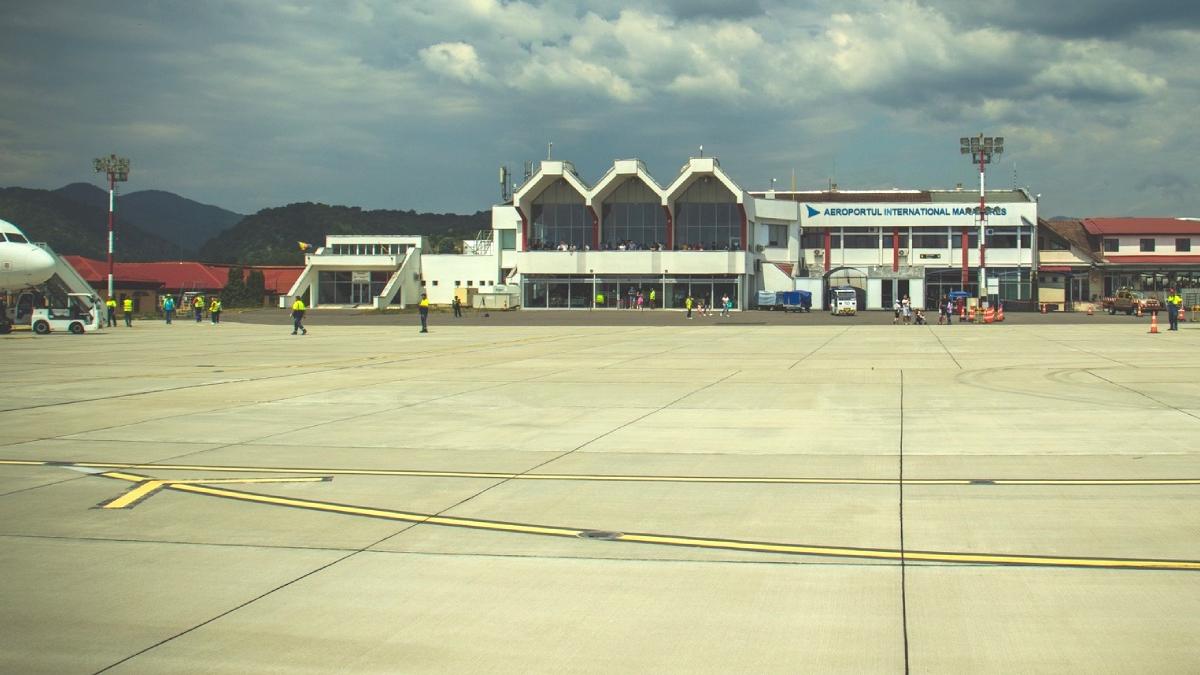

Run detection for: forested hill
[[198, 202, 490, 265], [55, 183, 243, 253], [0, 187, 185, 261]]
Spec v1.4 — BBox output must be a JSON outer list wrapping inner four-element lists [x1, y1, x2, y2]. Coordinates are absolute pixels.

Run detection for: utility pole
[[959, 134, 1003, 295], [93, 154, 131, 301]]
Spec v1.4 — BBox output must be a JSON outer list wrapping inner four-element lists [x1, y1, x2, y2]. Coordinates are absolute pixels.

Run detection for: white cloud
[[420, 42, 489, 84]]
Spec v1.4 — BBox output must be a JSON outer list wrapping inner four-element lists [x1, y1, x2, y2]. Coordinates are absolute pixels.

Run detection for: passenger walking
[[122, 297, 133, 327], [893, 301, 901, 325], [418, 293, 430, 333], [209, 297, 222, 324], [193, 296, 205, 322], [162, 295, 176, 325], [1167, 287, 1183, 331], [291, 297, 307, 335], [902, 296, 912, 325], [627, 286, 636, 310], [452, 296, 462, 318], [636, 291, 644, 310], [685, 294, 694, 319], [945, 297, 954, 325], [105, 297, 117, 327], [720, 293, 731, 317]]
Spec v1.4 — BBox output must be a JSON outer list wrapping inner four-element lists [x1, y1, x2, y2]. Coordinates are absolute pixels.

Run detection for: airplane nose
[[24, 245, 57, 278]]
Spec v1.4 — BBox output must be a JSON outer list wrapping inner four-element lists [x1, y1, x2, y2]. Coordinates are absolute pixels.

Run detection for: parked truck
[[1101, 288, 1162, 315]]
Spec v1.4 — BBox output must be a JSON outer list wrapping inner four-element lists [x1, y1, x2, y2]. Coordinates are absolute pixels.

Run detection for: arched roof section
[[664, 157, 745, 205], [514, 160, 590, 211], [588, 159, 666, 207]]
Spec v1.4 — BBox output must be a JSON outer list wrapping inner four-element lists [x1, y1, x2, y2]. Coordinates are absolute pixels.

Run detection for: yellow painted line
[[101, 480, 167, 509], [138, 478, 1200, 572], [96, 472, 331, 509], [0, 460, 48, 466], [55, 461, 1200, 486]]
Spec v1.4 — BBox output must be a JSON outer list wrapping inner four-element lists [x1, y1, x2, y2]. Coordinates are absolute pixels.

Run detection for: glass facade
[[530, 179, 589, 250], [318, 271, 390, 304], [673, 179, 741, 250], [326, 243, 408, 255], [601, 179, 666, 250], [522, 275, 739, 310]]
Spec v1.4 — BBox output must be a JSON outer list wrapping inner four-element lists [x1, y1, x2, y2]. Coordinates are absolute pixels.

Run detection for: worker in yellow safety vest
[[291, 298, 307, 335], [418, 293, 430, 333], [105, 297, 117, 327], [209, 297, 222, 325], [1166, 288, 1183, 331], [122, 297, 133, 327], [193, 296, 205, 323]]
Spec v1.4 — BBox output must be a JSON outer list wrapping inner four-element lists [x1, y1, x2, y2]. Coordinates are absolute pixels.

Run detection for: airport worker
[[193, 295, 205, 322], [649, 288, 656, 309], [163, 295, 176, 324], [596, 291, 605, 308], [1167, 288, 1183, 331], [105, 297, 117, 327], [291, 297, 307, 335], [685, 294, 693, 319], [452, 295, 462, 318], [209, 297, 222, 324], [122, 297, 133, 327], [418, 293, 430, 333]]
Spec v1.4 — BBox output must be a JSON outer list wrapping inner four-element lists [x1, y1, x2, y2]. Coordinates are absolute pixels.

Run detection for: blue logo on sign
[[805, 205, 819, 218]]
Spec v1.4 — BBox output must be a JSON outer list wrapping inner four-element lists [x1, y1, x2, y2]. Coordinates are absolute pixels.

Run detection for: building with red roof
[[62, 256, 302, 312], [1037, 217, 1200, 310]]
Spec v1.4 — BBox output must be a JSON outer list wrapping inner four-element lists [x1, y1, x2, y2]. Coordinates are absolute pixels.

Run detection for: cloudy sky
[[1, 0, 1197, 218]]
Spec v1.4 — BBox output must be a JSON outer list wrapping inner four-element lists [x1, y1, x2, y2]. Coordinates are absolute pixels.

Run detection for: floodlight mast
[[958, 134, 1003, 295], [92, 154, 131, 300]]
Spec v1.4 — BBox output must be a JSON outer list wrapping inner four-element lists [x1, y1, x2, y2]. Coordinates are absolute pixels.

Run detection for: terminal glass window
[[673, 178, 741, 250], [951, 231, 980, 248], [1177, 238, 1191, 252], [991, 268, 1031, 300], [801, 231, 825, 249], [1140, 238, 1156, 252], [842, 227, 878, 249], [911, 230, 948, 249], [530, 179, 589, 250], [601, 179, 666, 249], [1103, 239, 1118, 252], [500, 230, 516, 250], [882, 231, 910, 248], [986, 228, 1019, 249], [767, 224, 788, 247]]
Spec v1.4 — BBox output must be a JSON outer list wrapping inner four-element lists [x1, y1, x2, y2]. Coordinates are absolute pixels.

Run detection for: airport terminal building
[[285, 156, 1038, 311]]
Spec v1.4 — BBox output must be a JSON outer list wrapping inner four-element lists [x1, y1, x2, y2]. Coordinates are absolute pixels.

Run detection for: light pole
[[93, 154, 131, 300], [959, 135, 1002, 298]]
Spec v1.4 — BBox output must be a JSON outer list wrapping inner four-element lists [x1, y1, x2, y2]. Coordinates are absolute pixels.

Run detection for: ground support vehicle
[[1102, 289, 1161, 315], [30, 293, 103, 335], [830, 287, 857, 316], [757, 290, 812, 312]]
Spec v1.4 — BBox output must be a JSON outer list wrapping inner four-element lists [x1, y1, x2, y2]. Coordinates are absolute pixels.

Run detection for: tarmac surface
[[2, 311, 1199, 673]]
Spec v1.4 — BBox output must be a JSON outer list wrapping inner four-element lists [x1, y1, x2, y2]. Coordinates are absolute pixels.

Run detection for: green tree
[[224, 266, 248, 307], [244, 269, 266, 307]]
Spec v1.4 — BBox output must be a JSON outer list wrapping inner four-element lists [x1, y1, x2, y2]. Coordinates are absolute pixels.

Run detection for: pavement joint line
[[1087, 369, 1200, 424], [928, 327, 963, 370], [898, 368, 910, 674], [786, 327, 851, 370], [77, 470, 1200, 572], [6, 459, 1200, 486]]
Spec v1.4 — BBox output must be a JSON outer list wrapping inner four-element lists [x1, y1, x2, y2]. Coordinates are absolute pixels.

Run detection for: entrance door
[[351, 282, 372, 305]]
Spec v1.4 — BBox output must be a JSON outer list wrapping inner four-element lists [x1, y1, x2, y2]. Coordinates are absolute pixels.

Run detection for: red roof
[[1104, 255, 1200, 265], [62, 256, 302, 293], [1082, 218, 1200, 235]]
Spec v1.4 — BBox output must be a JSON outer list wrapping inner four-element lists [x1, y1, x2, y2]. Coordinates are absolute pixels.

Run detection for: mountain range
[[0, 184, 488, 265]]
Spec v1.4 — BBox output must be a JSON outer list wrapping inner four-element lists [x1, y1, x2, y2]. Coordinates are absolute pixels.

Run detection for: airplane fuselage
[[0, 219, 56, 292]]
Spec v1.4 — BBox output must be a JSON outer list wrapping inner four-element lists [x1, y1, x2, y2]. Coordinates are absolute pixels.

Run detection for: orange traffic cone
[[959, 304, 966, 320], [1137, 304, 1144, 317], [968, 305, 976, 322], [997, 304, 1005, 322], [1181, 305, 1187, 323], [1149, 311, 1159, 334], [984, 306, 995, 324]]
